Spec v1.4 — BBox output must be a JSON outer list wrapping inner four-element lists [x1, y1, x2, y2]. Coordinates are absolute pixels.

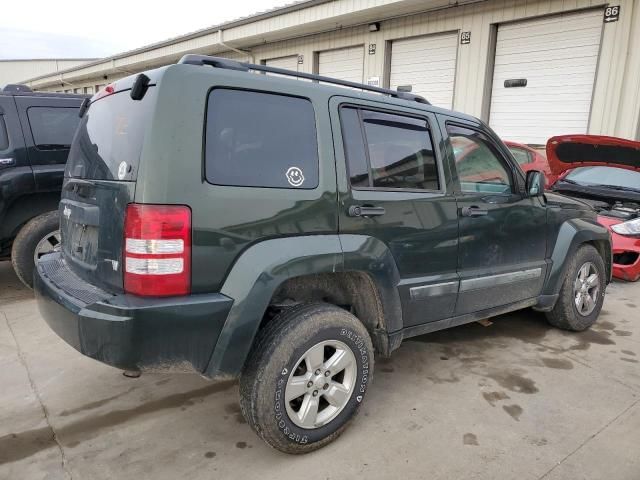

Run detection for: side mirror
[[525, 170, 545, 197]]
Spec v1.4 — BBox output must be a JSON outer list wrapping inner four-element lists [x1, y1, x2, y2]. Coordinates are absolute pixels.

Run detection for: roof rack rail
[[178, 54, 430, 105]]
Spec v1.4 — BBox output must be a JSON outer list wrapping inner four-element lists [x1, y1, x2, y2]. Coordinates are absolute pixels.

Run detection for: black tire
[[240, 303, 374, 454], [11, 211, 60, 289], [545, 244, 606, 331]]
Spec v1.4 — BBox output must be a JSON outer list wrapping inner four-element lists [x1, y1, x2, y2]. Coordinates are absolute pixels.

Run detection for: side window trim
[[445, 121, 516, 196], [339, 104, 445, 194]]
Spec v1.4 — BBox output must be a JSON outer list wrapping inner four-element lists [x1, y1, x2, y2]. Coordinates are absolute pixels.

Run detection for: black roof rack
[[178, 54, 430, 105]]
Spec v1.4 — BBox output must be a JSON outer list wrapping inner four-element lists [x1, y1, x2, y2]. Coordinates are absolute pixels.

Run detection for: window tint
[[66, 88, 158, 180], [27, 107, 80, 150], [205, 89, 318, 189], [508, 146, 532, 166], [0, 116, 8, 151], [447, 125, 512, 194], [341, 107, 439, 191], [340, 108, 369, 187]]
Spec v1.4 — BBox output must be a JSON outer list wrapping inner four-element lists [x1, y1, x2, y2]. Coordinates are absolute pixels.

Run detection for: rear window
[[0, 116, 8, 151], [205, 89, 319, 189], [27, 107, 80, 150], [66, 88, 156, 180]]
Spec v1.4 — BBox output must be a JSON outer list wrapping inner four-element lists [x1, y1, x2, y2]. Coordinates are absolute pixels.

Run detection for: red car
[[504, 141, 558, 185], [548, 135, 640, 282]]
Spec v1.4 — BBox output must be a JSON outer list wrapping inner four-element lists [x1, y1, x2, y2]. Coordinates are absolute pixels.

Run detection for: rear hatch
[[61, 82, 157, 292]]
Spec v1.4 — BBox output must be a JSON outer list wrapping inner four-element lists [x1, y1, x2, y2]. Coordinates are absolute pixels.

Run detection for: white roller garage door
[[265, 55, 299, 72], [318, 46, 364, 83], [390, 32, 458, 109], [489, 9, 603, 145]]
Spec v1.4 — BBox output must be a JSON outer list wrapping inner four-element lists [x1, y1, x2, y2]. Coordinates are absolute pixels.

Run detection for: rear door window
[[0, 116, 8, 151], [340, 106, 439, 191], [27, 107, 80, 150], [205, 89, 319, 189]]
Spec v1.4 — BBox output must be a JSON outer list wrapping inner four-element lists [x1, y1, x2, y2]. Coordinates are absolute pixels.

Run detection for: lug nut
[[312, 390, 319, 397], [307, 381, 313, 388], [323, 383, 329, 390], [315, 369, 321, 375], [324, 371, 331, 377]]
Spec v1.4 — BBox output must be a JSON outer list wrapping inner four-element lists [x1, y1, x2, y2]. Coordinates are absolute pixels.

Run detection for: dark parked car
[[548, 135, 640, 281], [0, 85, 85, 287], [35, 56, 611, 454]]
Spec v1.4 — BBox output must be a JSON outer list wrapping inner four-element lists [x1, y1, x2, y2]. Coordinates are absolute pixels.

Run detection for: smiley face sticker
[[285, 166, 305, 187]]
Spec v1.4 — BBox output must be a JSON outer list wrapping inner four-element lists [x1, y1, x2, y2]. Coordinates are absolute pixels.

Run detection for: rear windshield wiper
[[37, 144, 71, 150]]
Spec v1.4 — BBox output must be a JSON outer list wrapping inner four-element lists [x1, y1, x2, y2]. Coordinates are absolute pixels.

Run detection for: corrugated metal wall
[[31, 0, 640, 140]]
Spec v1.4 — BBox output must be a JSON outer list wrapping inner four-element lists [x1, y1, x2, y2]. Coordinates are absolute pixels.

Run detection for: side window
[[27, 107, 80, 150], [205, 89, 319, 189], [508, 146, 533, 166], [447, 125, 512, 194], [0, 116, 8, 151], [340, 107, 439, 191]]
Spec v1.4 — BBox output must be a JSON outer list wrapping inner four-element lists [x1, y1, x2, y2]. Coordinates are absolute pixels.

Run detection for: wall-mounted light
[[369, 22, 380, 32]]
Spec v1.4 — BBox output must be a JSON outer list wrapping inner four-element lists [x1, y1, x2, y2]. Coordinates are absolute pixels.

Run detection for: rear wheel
[[546, 244, 606, 331], [240, 303, 374, 454], [11, 211, 61, 289]]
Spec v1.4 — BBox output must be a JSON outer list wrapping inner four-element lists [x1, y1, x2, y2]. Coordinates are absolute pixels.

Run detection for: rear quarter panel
[[134, 65, 339, 293]]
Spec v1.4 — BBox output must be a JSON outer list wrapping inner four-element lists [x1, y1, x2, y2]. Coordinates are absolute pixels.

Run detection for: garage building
[[20, 0, 640, 144]]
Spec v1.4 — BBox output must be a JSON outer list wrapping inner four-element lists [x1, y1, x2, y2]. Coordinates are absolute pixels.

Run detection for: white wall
[[0, 59, 94, 89]]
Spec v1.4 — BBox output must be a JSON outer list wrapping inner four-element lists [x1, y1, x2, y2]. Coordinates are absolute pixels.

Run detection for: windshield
[[563, 166, 640, 190]]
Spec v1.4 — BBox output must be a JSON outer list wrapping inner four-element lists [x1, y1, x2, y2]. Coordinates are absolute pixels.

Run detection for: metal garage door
[[489, 9, 603, 145], [265, 55, 299, 71], [389, 32, 459, 108], [318, 46, 364, 83]]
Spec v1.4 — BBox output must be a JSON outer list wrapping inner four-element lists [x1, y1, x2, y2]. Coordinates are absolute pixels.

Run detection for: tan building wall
[[23, 0, 640, 140], [0, 59, 95, 89]]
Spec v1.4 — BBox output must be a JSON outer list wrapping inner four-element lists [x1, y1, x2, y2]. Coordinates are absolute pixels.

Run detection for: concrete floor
[[1, 260, 639, 480]]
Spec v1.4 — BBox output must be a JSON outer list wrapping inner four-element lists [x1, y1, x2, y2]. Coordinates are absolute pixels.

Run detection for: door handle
[[461, 206, 488, 217], [348, 205, 386, 218]]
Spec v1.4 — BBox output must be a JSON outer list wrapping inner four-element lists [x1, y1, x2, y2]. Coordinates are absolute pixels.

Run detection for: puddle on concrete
[[568, 329, 615, 351], [58, 386, 137, 417], [620, 358, 639, 364], [502, 404, 523, 421], [485, 369, 538, 394], [204, 451, 216, 458], [0, 380, 237, 465], [235, 441, 248, 449], [482, 391, 510, 407], [613, 330, 632, 337], [224, 403, 246, 424], [463, 433, 478, 446], [541, 357, 573, 370], [621, 350, 636, 356]]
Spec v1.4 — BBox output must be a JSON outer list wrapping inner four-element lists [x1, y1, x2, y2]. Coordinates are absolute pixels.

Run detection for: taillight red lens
[[123, 204, 191, 297]]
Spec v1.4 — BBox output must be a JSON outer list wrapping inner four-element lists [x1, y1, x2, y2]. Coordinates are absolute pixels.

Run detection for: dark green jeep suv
[[34, 55, 611, 454]]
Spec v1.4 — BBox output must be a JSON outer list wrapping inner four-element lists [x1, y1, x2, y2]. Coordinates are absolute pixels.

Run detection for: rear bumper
[[34, 253, 234, 374]]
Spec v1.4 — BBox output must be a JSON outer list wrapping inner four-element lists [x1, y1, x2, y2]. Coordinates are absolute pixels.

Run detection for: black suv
[[35, 56, 611, 454], [0, 84, 85, 287]]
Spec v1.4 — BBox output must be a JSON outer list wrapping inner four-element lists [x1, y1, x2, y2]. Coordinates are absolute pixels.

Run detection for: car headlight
[[611, 218, 640, 236]]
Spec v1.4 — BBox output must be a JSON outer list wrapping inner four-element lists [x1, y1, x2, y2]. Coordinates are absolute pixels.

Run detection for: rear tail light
[[123, 204, 191, 297]]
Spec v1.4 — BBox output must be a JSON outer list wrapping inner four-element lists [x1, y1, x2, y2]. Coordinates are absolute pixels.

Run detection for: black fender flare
[[541, 218, 612, 300], [204, 234, 403, 378]]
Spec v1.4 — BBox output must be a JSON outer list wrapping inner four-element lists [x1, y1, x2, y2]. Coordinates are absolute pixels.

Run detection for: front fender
[[542, 217, 612, 298], [204, 234, 403, 378]]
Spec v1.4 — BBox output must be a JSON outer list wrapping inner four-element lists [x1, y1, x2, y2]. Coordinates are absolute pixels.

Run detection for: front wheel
[[546, 244, 606, 331], [239, 303, 374, 454]]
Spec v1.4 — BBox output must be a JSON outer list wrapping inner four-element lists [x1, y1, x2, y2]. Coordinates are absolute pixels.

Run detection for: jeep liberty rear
[[35, 56, 611, 454]]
